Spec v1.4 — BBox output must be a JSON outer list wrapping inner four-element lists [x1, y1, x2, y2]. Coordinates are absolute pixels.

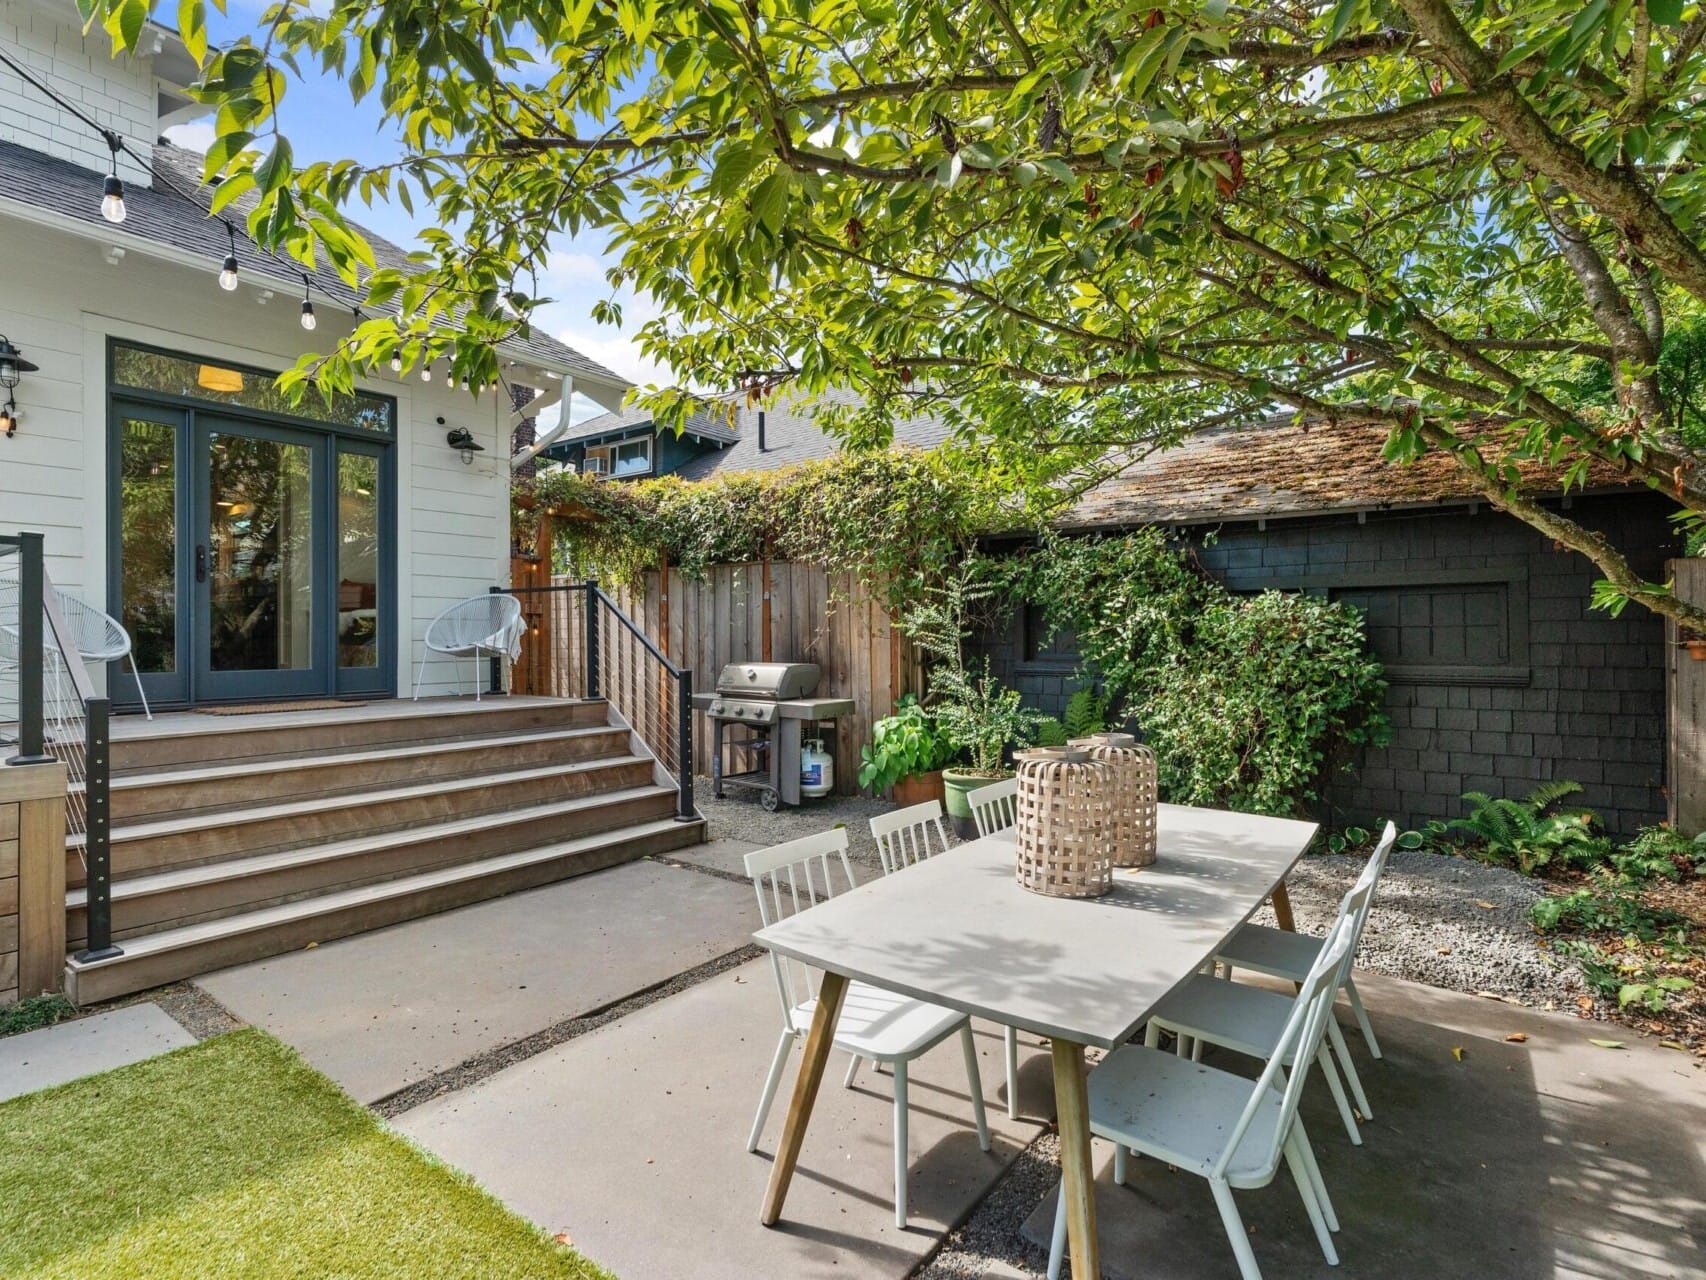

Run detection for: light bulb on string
[[100, 132, 126, 224], [390, 352, 402, 374], [218, 223, 240, 291], [299, 276, 317, 331], [421, 361, 432, 383]]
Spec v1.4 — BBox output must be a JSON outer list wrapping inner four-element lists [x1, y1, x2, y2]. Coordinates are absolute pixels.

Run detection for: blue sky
[[163, 5, 669, 427]]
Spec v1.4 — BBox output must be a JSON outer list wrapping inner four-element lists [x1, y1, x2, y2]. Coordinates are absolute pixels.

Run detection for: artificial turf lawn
[[0, 1028, 612, 1279]]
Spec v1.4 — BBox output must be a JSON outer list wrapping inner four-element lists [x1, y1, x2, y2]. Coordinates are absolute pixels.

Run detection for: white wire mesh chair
[[966, 777, 1017, 838], [867, 800, 1026, 1120], [52, 590, 151, 720], [0, 584, 151, 720], [413, 594, 524, 701], [744, 827, 990, 1228]]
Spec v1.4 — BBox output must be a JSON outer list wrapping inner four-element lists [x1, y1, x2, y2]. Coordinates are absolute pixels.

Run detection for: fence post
[[675, 668, 695, 820], [8, 532, 50, 765], [584, 578, 601, 700], [74, 697, 121, 962]]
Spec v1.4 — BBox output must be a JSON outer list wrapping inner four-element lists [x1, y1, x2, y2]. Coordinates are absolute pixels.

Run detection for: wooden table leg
[[1051, 1038, 1099, 1279], [1270, 879, 1297, 932], [761, 969, 849, 1226]]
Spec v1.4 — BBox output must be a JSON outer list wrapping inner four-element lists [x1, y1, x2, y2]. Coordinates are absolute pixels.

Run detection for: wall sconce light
[[441, 419, 485, 465], [0, 336, 37, 438]]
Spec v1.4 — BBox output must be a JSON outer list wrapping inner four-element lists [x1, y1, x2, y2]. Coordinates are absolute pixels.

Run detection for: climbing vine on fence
[[523, 447, 1030, 608]]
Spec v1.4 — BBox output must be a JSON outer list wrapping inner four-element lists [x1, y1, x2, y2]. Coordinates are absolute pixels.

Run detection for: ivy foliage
[[526, 447, 1029, 606], [1008, 532, 1389, 815]]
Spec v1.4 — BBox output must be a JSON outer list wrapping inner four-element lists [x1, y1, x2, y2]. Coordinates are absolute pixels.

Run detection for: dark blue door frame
[[108, 400, 396, 708]]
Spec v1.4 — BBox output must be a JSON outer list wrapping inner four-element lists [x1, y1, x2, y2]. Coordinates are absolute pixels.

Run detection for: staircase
[[62, 698, 706, 1004]]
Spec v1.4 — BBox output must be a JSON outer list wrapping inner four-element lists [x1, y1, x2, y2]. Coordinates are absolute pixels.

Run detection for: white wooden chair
[[744, 828, 990, 1228], [412, 594, 523, 701], [1143, 825, 1396, 1146], [1047, 916, 1358, 1280], [868, 801, 1025, 1120], [966, 777, 1017, 838], [1217, 823, 1396, 1065]]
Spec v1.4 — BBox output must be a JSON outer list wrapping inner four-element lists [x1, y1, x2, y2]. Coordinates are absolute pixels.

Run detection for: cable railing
[[502, 580, 694, 822], [1, 531, 117, 960]]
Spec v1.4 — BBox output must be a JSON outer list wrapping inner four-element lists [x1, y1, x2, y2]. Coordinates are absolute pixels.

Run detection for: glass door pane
[[337, 451, 380, 669], [201, 427, 319, 691], [114, 407, 188, 707]]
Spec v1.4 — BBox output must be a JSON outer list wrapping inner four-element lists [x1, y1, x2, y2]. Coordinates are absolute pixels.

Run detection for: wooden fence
[[600, 562, 923, 794], [1668, 558, 1705, 835]]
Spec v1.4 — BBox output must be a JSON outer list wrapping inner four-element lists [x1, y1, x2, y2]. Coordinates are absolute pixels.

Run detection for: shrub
[[1010, 532, 1388, 816], [1611, 825, 1706, 882]]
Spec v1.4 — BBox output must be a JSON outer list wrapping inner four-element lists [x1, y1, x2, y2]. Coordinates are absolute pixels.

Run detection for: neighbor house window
[[585, 436, 652, 477]]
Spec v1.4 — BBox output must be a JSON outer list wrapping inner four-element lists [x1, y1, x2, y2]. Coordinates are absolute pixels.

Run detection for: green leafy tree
[[90, 0, 1706, 627]]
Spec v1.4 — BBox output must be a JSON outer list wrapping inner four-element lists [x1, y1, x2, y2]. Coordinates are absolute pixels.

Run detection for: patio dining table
[[753, 802, 1319, 1278]]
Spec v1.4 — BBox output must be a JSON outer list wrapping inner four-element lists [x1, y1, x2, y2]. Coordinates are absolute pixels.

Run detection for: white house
[[0, 0, 630, 706]]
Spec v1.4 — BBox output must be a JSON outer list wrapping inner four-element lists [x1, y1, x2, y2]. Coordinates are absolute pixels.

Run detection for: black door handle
[[195, 544, 208, 583]]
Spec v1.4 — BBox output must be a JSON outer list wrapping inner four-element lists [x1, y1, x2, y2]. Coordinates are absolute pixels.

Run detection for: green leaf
[[178, 0, 207, 64], [1647, 0, 1683, 24], [256, 138, 294, 196], [1588, 1038, 1627, 1049]]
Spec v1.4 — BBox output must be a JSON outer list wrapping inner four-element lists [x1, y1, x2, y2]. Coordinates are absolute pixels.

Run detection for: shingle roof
[[0, 138, 625, 387], [1061, 415, 1635, 528], [668, 386, 951, 479], [556, 398, 738, 448]]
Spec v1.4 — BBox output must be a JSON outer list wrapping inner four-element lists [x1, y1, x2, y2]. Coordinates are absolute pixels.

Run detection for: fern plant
[[1062, 687, 1110, 739], [1446, 782, 1611, 875]]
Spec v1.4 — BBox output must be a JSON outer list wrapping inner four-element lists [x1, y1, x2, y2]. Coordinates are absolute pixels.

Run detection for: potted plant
[[900, 567, 1043, 835], [933, 658, 1044, 833], [858, 695, 955, 805], [1685, 629, 1706, 661]]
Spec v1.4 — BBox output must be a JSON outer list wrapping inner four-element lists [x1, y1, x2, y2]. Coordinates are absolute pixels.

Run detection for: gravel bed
[[694, 777, 927, 872], [1258, 849, 1581, 1004]]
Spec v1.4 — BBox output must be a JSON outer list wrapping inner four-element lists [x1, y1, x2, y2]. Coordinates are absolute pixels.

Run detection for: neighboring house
[[0, 1, 629, 707], [973, 416, 1681, 838], [543, 386, 950, 480]]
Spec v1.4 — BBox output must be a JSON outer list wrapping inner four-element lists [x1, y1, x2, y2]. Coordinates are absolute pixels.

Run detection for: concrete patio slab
[[665, 836, 762, 878], [1018, 970, 1706, 1278], [0, 1004, 193, 1102], [197, 860, 760, 1103], [395, 957, 1056, 1280]]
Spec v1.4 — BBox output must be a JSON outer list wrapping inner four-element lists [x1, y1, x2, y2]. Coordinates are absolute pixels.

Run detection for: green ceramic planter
[[943, 767, 1009, 839]]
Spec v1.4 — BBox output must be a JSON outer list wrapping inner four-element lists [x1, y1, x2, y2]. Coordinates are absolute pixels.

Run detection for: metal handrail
[[503, 580, 695, 822]]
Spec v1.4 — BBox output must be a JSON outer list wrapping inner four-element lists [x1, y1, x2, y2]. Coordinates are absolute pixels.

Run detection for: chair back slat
[[1212, 915, 1356, 1181], [870, 800, 950, 876], [967, 778, 1018, 838], [745, 829, 858, 1031], [1346, 821, 1397, 956]]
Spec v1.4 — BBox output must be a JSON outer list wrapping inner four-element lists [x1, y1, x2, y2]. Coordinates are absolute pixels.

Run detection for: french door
[[111, 402, 393, 707]]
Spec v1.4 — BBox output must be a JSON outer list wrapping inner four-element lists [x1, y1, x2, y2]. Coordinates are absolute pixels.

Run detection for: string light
[[218, 223, 240, 291], [390, 351, 402, 373], [99, 131, 126, 223], [299, 276, 317, 331], [421, 360, 432, 383]]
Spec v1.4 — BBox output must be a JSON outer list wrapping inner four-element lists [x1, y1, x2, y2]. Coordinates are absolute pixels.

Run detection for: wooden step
[[68, 786, 680, 946], [63, 814, 708, 1005], [111, 698, 610, 775], [103, 725, 632, 821], [68, 756, 657, 887]]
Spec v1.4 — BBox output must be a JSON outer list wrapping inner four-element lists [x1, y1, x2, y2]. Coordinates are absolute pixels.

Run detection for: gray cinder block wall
[[972, 494, 1678, 838]]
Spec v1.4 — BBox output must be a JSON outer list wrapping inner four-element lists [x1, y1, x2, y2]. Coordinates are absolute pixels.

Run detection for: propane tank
[[800, 738, 834, 798]]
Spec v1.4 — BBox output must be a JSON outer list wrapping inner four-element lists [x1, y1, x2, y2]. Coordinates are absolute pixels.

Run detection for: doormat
[[196, 699, 364, 716]]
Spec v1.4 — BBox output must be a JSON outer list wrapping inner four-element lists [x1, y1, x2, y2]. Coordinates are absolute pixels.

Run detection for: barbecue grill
[[691, 662, 854, 810]]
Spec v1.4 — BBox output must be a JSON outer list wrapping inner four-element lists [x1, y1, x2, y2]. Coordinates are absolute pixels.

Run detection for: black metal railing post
[[486, 585, 505, 694], [675, 668, 694, 821], [75, 697, 122, 961], [584, 578, 601, 699], [9, 531, 50, 765]]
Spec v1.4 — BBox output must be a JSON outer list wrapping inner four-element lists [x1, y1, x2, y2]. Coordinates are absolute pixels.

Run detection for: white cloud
[[163, 120, 216, 153]]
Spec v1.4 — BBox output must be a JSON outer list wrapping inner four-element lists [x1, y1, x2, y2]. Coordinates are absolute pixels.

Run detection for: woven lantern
[[1013, 747, 1115, 898], [1069, 733, 1159, 868]]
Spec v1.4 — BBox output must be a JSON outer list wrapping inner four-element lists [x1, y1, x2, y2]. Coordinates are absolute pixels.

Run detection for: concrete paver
[[665, 837, 762, 878], [197, 859, 761, 1102], [0, 1004, 193, 1102], [395, 957, 1055, 1280], [1017, 970, 1706, 1279]]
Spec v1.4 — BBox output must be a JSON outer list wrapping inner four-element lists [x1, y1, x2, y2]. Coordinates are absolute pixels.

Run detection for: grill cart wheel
[[760, 787, 780, 813]]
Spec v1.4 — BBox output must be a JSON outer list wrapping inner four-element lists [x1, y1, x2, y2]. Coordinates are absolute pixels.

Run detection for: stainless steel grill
[[692, 662, 854, 809]]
